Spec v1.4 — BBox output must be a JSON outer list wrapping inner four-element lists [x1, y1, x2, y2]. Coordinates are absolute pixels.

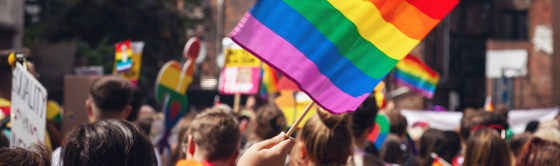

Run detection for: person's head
[[254, 105, 286, 141], [86, 76, 134, 123], [126, 88, 143, 122], [509, 132, 533, 158], [537, 120, 560, 130], [0, 144, 51, 166], [464, 128, 511, 166], [290, 108, 353, 166], [516, 137, 560, 166], [380, 134, 404, 165], [460, 111, 509, 141], [495, 104, 509, 120], [184, 108, 240, 165], [525, 121, 540, 133], [414, 129, 461, 166], [533, 127, 560, 144], [351, 95, 379, 139], [171, 111, 198, 166], [62, 119, 156, 166], [387, 111, 408, 137]]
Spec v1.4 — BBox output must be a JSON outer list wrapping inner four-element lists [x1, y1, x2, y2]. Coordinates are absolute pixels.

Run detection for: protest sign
[[113, 41, 144, 86], [10, 63, 47, 148], [62, 75, 99, 137], [115, 40, 133, 73], [219, 41, 261, 95]]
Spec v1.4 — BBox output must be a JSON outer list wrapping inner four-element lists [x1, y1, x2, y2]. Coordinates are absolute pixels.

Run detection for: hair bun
[[317, 107, 352, 128]]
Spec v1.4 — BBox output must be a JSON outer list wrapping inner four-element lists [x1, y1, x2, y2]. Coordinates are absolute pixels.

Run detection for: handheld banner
[[11, 63, 47, 148], [114, 41, 145, 86], [367, 114, 390, 150], [219, 41, 261, 94], [115, 40, 133, 73]]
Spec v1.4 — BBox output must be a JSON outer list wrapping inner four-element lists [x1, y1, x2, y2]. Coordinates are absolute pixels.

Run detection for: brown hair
[[0, 144, 51, 166], [89, 76, 134, 112], [186, 108, 240, 161], [254, 105, 286, 140], [464, 128, 511, 166], [509, 132, 533, 157], [62, 119, 156, 166], [460, 111, 509, 140], [0, 131, 8, 148], [515, 137, 560, 166], [387, 111, 408, 136], [170, 111, 198, 165], [351, 95, 379, 137], [380, 134, 404, 165], [495, 104, 509, 119], [290, 108, 353, 166], [413, 129, 462, 166]]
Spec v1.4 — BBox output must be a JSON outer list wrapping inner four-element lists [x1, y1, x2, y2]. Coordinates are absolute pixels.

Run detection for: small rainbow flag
[[229, 0, 458, 113], [260, 64, 279, 99], [431, 152, 452, 166], [393, 54, 440, 99]]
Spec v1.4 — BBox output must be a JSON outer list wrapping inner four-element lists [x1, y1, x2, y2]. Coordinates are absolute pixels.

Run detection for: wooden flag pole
[[284, 101, 315, 139], [233, 93, 241, 113]]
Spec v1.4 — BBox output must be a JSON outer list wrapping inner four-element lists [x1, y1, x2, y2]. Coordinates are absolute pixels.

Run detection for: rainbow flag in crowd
[[431, 153, 452, 166], [260, 64, 279, 99], [393, 54, 440, 98], [229, 0, 458, 113]]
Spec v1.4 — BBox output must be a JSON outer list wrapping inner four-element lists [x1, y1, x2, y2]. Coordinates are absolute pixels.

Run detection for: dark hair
[[413, 129, 461, 166], [0, 144, 51, 166], [516, 137, 560, 166], [525, 121, 540, 133], [89, 76, 134, 112], [380, 134, 404, 165], [510, 132, 533, 158], [186, 108, 240, 161], [351, 95, 379, 137], [63, 119, 156, 166], [387, 111, 408, 136], [464, 128, 511, 166], [254, 105, 286, 140], [0, 131, 8, 148], [126, 88, 143, 122], [460, 111, 509, 140], [495, 104, 509, 119]]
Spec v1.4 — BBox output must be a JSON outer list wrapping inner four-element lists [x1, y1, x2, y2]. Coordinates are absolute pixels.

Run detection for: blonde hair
[[290, 108, 353, 166], [464, 128, 511, 166], [534, 128, 560, 144]]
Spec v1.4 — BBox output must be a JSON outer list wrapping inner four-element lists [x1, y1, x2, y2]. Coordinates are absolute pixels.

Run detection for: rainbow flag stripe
[[260, 64, 279, 98], [229, 0, 458, 113], [393, 54, 440, 98]]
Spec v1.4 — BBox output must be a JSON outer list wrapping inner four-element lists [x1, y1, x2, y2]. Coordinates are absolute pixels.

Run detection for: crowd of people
[[1, 75, 560, 166]]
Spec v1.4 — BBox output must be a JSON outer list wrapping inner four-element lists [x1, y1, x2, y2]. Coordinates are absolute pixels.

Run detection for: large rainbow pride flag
[[393, 54, 440, 98], [229, 0, 458, 113]]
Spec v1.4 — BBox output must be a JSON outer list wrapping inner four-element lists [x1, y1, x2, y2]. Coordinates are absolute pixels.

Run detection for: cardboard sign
[[113, 41, 144, 86], [219, 48, 261, 94], [62, 75, 99, 137], [115, 40, 133, 73], [10, 63, 47, 148]]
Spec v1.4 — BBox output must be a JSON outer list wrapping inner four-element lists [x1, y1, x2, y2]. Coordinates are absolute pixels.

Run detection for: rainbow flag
[[260, 64, 279, 99], [229, 0, 458, 113], [431, 153, 452, 166], [393, 54, 440, 98]]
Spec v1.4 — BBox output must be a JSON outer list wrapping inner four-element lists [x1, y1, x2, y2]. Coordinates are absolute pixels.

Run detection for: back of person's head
[[63, 119, 156, 166], [254, 105, 286, 140], [126, 88, 143, 122], [89, 76, 134, 113], [387, 111, 408, 137], [380, 133, 404, 165], [291, 107, 353, 166], [464, 128, 511, 166], [495, 104, 509, 119], [0, 144, 51, 166], [351, 95, 379, 137], [525, 121, 540, 133], [516, 137, 560, 166], [0, 132, 8, 148], [460, 111, 509, 141], [186, 108, 240, 162], [533, 127, 560, 144], [414, 129, 461, 166], [509, 132, 533, 158]]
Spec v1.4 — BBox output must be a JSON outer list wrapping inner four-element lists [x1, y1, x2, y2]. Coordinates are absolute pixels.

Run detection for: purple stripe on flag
[[230, 12, 368, 113], [393, 78, 434, 98]]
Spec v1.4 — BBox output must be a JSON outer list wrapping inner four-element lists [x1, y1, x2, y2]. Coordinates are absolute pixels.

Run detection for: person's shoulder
[[51, 147, 62, 166]]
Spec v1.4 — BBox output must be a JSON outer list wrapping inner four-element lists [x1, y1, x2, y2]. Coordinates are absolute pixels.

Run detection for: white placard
[[10, 63, 47, 148], [486, 49, 527, 78], [533, 25, 553, 55]]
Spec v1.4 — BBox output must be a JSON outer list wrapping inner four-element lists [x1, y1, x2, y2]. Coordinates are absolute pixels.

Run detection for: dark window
[[500, 10, 528, 40]]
